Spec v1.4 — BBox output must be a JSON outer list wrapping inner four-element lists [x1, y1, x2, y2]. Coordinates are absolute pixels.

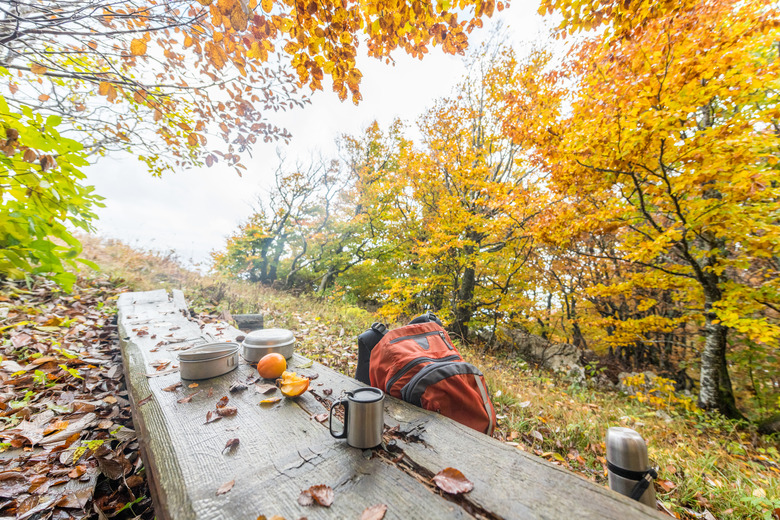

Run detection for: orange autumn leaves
[[169, 0, 503, 104], [11, 0, 499, 182]]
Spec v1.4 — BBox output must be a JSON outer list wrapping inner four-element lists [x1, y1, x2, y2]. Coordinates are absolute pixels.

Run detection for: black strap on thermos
[[607, 461, 658, 501]]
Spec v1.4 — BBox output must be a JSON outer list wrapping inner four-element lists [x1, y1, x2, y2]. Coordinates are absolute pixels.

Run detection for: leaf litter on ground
[[0, 277, 155, 519]]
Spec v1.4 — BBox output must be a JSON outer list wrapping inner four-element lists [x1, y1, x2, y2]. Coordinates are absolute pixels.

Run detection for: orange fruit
[[256, 353, 287, 379], [278, 370, 310, 397]]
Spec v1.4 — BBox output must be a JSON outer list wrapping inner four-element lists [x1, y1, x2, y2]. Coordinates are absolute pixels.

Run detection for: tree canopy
[[214, 0, 780, 419]]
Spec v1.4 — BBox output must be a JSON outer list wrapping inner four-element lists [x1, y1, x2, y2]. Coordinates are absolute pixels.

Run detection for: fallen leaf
[[216, 395, 229, 408], [205, 411, 221, 424], [188, 383, 199, 388], [298, 359, 313, 369], [56, 488, 91, 509], [518, 400, 531, 408], [162, 382, 182, 392], [658, 479, 676, 492], [298, 484, 334, 507], [259, 397, 281, 405], [216, 406, 238, 417], [150, 359, 169, 369], [323, 388, 333, 396], [177, 391, 201, 403], [229, 382, 248, 393], [42, 419, 69, 436], [216, 479, 234, 495], [361, 503, 387, 520], [68, 466, 86, 479], [0, 471, 29, 498], [223, 438, 239, 452], [531, 430, 544, 442], [313, 413, 328, 423], [432, 467, 473, 495], [255, 383, 276, 394], [137, 394, 153, 406]]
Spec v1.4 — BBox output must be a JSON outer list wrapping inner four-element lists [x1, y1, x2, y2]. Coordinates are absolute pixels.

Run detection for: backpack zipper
[[385, 355, 461, 393], [389, 330, 453, 349]]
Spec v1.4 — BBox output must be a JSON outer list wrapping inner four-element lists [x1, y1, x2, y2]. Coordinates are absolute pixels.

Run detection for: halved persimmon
[[257, 353, 287, 379], [278, 370, 309, 397]]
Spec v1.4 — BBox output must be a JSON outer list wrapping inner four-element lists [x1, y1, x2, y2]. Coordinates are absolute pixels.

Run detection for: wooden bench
[[117, 289, 663, 519]]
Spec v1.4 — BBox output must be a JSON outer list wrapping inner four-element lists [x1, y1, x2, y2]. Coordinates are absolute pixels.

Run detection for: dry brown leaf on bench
[[216, 406, 238, 417], [361, 503, 387, 520], [298, 484, 334, 507], [162, 382, 182, 392], [433, 467, 473, 495], [177, 391, 201, 403], [229, 381, 248, 393], [255, 383, 276, 394], [204, 411, 222, 424], [216, 479, 234, 495], [223, 438, 239, 453]]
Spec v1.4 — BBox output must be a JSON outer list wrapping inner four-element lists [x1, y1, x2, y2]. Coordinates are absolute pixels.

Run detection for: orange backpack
[[369, 321, 497, 435]]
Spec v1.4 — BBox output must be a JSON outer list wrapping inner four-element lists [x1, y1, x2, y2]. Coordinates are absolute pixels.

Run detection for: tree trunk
[[268, 235, 287, 283], [452, 265, 475, 339], [697, 311, 742, 418], [317, 266, 336, 294]]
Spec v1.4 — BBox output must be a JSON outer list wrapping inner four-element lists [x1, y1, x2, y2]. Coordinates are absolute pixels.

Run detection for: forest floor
[[0, 236, 778, 520]]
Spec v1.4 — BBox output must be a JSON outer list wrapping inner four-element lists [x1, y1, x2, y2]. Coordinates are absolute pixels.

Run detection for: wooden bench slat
[[118, 290, 663, 520]]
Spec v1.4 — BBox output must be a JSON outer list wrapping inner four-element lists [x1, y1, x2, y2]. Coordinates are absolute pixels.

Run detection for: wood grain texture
[[305, 350, 666, 519], [118, 290, 474, 520], [118, 289, 663, 520]]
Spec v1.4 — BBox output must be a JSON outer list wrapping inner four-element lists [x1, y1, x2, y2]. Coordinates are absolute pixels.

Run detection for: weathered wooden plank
[[305, 357, 665, 519], [118, 290, 478, 520]]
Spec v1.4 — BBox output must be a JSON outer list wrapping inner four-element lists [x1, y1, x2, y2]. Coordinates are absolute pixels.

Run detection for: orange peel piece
[[278, 370, 310, 397]]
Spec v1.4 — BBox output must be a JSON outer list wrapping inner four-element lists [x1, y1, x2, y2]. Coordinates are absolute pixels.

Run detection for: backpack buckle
[[371, 322, 387, 335]]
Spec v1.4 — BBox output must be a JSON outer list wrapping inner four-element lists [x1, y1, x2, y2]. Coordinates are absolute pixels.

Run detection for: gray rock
[[494, 328, 584, 374]]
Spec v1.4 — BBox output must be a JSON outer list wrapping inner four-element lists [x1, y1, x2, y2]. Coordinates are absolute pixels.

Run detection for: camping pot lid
[[178, 342, 239, 362], [606, 427, 649, 471], [243, 328, 295, 347]]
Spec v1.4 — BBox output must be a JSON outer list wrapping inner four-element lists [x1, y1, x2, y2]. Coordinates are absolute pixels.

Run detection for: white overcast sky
[[85, 1, 552, 269]]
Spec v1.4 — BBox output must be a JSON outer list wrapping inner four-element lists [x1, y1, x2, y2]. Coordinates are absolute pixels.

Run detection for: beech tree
[[504, 0, 780, 416], [2, 0, 501, 286]]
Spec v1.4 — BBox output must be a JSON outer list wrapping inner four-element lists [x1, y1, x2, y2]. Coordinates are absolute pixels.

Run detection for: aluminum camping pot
[[241, 328, 295, 362], [606, 427, 657, 508], [329, 387, 385, 449]]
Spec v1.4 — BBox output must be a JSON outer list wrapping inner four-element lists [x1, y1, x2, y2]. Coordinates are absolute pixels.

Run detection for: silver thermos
[[329, 387, 385, 449], [606, 427, 657, 508]]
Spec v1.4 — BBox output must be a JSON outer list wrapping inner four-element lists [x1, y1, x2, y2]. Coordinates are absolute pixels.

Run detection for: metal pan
[[179, 342, 239, 380], [241, 328, 295, 362]]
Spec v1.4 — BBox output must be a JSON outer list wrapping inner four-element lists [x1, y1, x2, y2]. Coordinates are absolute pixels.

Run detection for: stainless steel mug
[[328, 387, 385, 449]]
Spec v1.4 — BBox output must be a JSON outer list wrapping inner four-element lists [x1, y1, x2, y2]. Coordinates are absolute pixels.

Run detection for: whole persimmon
[[278, 371, 309, 397], [256, 353, 287, 379]]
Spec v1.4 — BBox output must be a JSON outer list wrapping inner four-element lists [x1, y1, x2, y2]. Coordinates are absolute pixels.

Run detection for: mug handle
[[329, 399, 349, 439]]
